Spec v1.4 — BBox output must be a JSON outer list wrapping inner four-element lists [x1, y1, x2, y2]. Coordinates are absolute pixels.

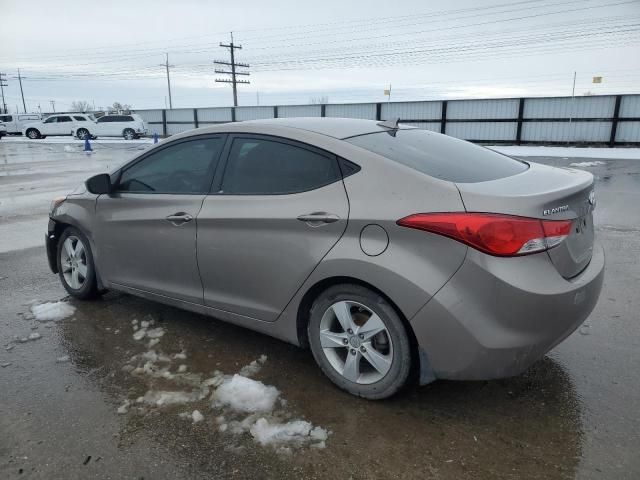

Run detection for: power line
[[214, 32, 250, 107]]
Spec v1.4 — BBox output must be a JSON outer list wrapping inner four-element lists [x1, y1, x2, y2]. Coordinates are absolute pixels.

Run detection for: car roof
[[190, 117, 415, 140]]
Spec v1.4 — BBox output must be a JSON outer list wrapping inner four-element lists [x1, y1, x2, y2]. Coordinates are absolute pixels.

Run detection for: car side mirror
[[86, 173, 112, 195]]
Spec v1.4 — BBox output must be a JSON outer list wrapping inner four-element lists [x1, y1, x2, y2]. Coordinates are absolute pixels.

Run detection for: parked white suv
[[72, 114, 147, 140], [23, 114, 94, 139], [0, 114, 42, 135]]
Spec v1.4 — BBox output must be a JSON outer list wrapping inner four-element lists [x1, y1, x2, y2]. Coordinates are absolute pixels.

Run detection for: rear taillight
[[397, 213, 572, 257]]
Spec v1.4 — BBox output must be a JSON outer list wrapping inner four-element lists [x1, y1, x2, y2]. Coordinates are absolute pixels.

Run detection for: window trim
[[211, 133, 343, 196], [111, 134, 228, 196]]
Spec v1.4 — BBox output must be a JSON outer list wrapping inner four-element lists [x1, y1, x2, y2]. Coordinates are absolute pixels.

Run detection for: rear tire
[[56, 227, 99, 300], [76, 128, 90, 140], [308, 284, 412, 399], [123, 128, 135, 140], [26, 128, 40, 139]]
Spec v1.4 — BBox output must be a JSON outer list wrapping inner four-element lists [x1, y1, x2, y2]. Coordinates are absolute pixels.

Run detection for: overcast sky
[[0, 0, 639, 112]]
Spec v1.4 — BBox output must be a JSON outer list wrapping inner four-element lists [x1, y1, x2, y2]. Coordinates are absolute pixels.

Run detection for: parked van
[[0, 114, 42, 134]]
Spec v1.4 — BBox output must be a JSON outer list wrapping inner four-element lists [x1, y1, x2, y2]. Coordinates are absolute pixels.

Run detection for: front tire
[[56, 227, 98, 300], [308, 284, 412, 399], [26, 128, 41, 139]]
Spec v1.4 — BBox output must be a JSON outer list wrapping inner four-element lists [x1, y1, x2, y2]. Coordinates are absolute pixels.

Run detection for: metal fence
[[135, 94, 640, 146]]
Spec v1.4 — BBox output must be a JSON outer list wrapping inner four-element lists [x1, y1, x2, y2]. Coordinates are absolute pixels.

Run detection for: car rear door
[[197, 134, 349, 321], [94, 135, 226, 303], [52, 115, 73, 135]]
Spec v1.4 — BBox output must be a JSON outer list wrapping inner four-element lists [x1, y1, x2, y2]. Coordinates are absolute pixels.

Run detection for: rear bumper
[[410, 242, 605, 382]]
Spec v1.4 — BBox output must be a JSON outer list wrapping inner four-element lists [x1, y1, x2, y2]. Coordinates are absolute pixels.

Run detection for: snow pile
[[119, 320, 329, 450], [250, 418, 328, 448], [569, 161, 606, 167], [213, 374, 279, 413], [63, 145, 75, 152], [31, 301, 76, 322]]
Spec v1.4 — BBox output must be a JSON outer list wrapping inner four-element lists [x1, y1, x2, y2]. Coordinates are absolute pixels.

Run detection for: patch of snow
[[138, 390, 203, 407], [27, 332, 42, 341], [147, 338, 160, 348], [132, 329, 146, 341], [178, 364, 187, 373], [56, 355, 70, 363], [192, 410, 204, 423], [145, 327, 165, 339], [63, 145, 75, 152], [172, 351, 187, 360], [31, 302, 75, 322], [569, 161, 606, 167], [487, 145, 640, 160], [117, 400, 130, 414], [239, 354, 268, 377], [249, 418, 328, 447], [213, 374, 280, 413], [1, 362, 12, 368]]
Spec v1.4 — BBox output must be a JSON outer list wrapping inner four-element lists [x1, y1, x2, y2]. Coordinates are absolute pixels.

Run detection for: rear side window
[[73, 116, 86, 121], [221, 137, 340, 195], [117, 137, 224, 194], [346, 129, 528, 183], [0, 115, 12, 122], [121, 116, 134, 122]]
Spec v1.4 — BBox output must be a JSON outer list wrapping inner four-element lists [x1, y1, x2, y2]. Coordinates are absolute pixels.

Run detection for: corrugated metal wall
[[277, 105, 322, 118], [325, 103, 377, 119], [135, 94, 640, 144]]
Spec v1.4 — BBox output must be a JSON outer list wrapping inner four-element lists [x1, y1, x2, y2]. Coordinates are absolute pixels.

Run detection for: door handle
[[297, 212, 340, 225], [166, 212, 193, 225]]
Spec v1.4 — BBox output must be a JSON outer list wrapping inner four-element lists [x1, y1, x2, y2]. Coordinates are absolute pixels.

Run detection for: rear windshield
[[346, 129, 528, 183]]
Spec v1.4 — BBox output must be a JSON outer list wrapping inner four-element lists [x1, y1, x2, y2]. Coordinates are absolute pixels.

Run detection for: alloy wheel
[[319, 300, 394, 384], [60, 235, 88, 289]]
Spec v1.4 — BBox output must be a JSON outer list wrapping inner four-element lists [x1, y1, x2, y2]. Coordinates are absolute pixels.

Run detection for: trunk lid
[[455, 162, 596, 278]]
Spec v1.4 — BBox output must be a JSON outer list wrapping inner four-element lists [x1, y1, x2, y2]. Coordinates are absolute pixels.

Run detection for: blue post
[[83, 137, 93, 152], [153, 132, 159, 144]]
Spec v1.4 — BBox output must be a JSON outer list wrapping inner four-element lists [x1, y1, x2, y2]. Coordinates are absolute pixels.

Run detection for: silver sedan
[[45, 118, 604, 399]]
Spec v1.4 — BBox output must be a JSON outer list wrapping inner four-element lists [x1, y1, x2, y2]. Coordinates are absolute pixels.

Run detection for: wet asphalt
[[0, 140, 639, 479]]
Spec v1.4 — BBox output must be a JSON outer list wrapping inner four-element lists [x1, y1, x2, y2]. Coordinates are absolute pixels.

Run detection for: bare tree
[[310, 95, 329, 105], [70, 100, 91, 112], [111, 102, 132, 113]]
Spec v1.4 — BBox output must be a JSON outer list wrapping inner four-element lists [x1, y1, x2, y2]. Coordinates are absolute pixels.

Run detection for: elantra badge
[[543, 205, 569, 216]]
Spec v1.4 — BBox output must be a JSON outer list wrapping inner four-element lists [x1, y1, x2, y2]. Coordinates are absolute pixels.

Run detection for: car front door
[[94, 135, 226, 303], [94, 116, 112, 136], [197, 134, 349, 321], [52, 115, 73, 135], [40, 116, 59, 135]]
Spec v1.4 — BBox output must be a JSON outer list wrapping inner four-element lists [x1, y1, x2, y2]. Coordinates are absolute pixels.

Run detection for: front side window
[[97, 116, 110, 123], [44, 117, 58, 124], [221, 137, 340, 195], [57, 116, 72, 123], [117, 137, 224, 194]]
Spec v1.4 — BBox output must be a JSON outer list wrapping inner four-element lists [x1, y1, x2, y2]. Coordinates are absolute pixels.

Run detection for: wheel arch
[[295, 275, 421, 383]]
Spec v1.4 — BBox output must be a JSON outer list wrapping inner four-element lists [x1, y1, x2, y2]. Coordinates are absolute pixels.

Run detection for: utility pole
[[160, 53, 174, 109], [214, 32, 250, 107], [17, 69, 27, 113], [0, 72, 7, 114], [50, 100, 56, 113]]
